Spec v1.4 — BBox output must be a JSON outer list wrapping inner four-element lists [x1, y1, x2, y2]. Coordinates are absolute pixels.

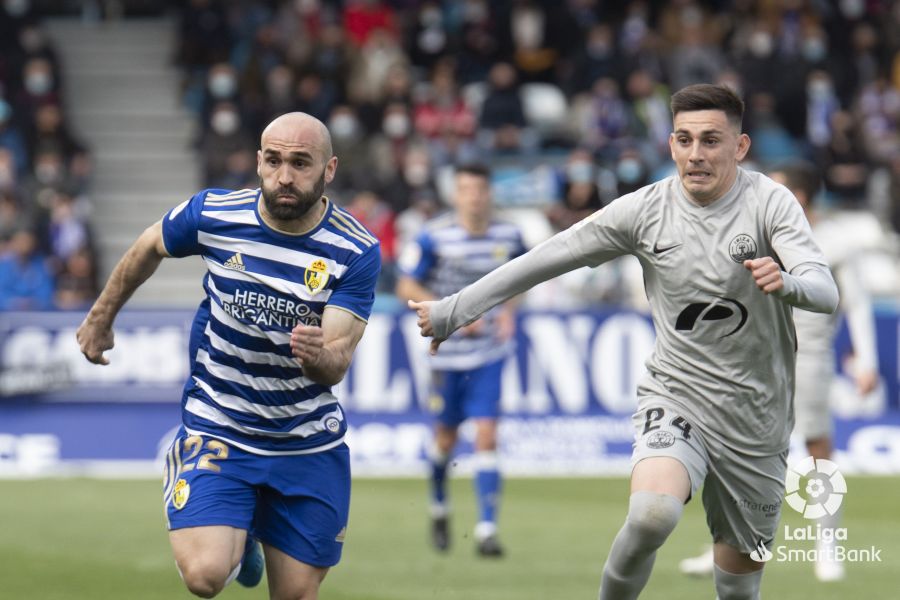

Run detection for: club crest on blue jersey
[[172, 478, 191, 510], [729, 234, 757, 263], [304, 259, 330, 295]]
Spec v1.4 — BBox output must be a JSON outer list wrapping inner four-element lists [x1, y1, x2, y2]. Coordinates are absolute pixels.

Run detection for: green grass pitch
[[1, 477, 896, 599]]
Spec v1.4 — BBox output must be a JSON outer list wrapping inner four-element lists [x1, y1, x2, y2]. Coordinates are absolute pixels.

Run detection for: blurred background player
[[396, 164, 525, 557], [409, 84, 839, 600], [679, 160, 879, 583], [77, 112, 380, 599]]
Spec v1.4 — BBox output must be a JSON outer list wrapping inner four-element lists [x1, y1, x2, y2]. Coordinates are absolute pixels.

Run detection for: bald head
[[261, 112, 333, 161]]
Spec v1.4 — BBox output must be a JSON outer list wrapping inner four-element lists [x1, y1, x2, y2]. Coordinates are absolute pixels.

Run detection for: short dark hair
[[770, 160, 822, 206], [455, 163, 491, 180], [670, 84, 745, 129]]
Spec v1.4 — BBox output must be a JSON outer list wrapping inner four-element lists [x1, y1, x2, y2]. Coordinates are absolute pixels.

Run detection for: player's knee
[[625, 491, 683, 547], [714, 564, 762, 600], [179, 557, 232, 598]]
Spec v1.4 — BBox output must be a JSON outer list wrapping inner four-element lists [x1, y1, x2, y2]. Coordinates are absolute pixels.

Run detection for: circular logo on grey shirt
[[729, 234, 758, 263]]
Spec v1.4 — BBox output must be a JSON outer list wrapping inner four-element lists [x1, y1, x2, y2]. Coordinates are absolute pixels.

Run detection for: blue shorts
[[431, 359, 503, 427], [163, 427, 350, 568]]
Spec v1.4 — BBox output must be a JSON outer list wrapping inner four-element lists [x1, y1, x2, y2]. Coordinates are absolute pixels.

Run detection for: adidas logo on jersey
[[224, 253, 246, 271]]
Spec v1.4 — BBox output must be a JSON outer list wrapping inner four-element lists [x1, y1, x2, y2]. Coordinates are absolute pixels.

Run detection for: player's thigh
[[461, 359, 503, 421], [713, 540, 764, 574], [169, 526, 247, 575], [702, 447, 787, 558], [264, 543, 329, 600], [162, 427, 258, 571], [631, 401, 708, 502], [472, 417, 498, 450], [254, 445, 351, 570], [431, 368, 466, 427]]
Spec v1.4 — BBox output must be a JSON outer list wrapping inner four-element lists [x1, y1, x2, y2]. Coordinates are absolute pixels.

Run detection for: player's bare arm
[[743, 256, 783, 294], [76, 221, 169, 365], [291, 306, 367, 385]]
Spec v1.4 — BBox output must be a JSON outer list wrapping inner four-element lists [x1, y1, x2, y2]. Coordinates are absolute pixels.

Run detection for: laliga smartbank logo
[[750, 457, 882, 564], [785, 456, 846, 519]]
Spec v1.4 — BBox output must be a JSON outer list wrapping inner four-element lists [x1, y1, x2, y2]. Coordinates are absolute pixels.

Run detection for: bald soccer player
[[77, 113, 381, 600], [410, 85, 838, 600]]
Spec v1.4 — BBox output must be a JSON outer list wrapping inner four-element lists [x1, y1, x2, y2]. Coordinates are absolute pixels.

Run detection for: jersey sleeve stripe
[[205, 189, 258, 202], [328, 217, 374, 247], [311, 229, 364, 254], [201, 209, 260, 226], [332, 210, 378, 245]]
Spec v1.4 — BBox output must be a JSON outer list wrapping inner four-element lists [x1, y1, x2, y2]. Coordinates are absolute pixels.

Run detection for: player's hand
[[291, 324, 324, 367], [76, 319, 114, 365], [743, 257, 783, 294], [855, 369, 879, 396], [408, 299, 445, 355]]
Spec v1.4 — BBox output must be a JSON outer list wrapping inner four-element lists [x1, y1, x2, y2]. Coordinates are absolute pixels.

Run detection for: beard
[[260, 168, 327, 221]]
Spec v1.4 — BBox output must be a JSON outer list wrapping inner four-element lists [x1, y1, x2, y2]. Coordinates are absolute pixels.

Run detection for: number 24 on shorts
[[642, 407, 693, 440]]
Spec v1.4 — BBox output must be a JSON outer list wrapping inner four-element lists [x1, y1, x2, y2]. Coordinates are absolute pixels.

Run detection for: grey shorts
[[631, 399, 787, 553]]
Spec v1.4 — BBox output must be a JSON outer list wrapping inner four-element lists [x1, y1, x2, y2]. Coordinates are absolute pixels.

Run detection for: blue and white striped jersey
[[399, 214, 525, 370], [162, 188, 380, 455]]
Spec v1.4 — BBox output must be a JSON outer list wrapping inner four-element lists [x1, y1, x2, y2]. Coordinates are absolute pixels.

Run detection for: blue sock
[[429, 448, 450, 507], [474, 451, 501, 525]]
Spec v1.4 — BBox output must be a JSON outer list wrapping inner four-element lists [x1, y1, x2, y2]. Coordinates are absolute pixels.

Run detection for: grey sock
[[598, 491, 683, 600], [714, 564, 763, 600]]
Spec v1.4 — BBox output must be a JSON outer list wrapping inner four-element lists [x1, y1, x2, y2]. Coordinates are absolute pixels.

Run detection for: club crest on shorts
[[172, 478, 191, 510], [646, 430, 675, 449], [324, 417, 341, 433], [728, 234, 757, 263], [304, 259, 330, 295]]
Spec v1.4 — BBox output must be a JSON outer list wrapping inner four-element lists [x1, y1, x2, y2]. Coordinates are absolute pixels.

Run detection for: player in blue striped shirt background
[[396, 164, 526, 557], [76, 112, 380, 599]]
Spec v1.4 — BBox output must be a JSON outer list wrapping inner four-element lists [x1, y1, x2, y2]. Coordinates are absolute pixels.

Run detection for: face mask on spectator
[[330, 114, 359, 140], [616, 158, 643, 184], [36, 162, 62, 184], [211, 110, 240, 136], [807, 80, 833, 101], [383, 114, 410, 139], [748, 31, 773, 58], [567, 161, 594, 183], [25, 72, 52, 95], [209, 73, 237, 99], [839, 0, 865, 19], [801, 38, 826, 62], [4, 0, 29, 17], [404, 163, 430, 186]]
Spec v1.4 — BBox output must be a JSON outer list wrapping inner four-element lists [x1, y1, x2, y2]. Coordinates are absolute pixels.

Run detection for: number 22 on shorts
[[180, 435, 229, 473]]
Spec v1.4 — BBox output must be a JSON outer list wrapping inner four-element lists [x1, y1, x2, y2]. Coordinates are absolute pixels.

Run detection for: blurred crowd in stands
[[175, 0, 900, 305], [0, 2, 97, 310], [3, 0, 900, 312]]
